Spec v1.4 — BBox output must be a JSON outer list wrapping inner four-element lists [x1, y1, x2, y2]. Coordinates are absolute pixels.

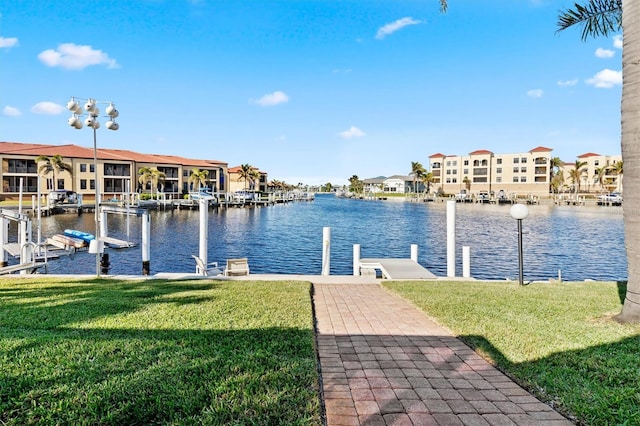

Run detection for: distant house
[[383, 175, 414, 193], [227, 165, 268, 193], [362, 177, 385, 193]]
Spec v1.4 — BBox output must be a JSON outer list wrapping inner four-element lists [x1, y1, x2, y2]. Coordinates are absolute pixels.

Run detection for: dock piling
[[322, 227, 330, 276], [353, 244, 360, 276], [446, 200, 456, 277]]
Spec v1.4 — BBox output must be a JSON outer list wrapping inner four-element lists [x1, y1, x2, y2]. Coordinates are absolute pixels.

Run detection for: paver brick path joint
[[313, 284, 573, 426]]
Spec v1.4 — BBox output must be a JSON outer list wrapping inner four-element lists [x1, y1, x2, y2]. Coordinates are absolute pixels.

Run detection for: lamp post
[[509, 203, 529, 285], [66, 97, 119, 277]]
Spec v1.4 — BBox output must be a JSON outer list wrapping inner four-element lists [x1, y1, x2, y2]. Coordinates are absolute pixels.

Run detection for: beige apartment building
[[227, 165, 268, 194], [0, 142, 228, 201], [429, 147, 554, 197], [428, 147, 622, 197], [559, 152, 622, 193]]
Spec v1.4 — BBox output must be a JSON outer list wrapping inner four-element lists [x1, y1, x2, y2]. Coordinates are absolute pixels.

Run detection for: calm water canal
[[34, 194, 626, 281]]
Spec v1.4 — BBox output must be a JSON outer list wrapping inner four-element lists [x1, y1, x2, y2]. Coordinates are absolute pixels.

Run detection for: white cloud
[[2, 106, 21, 116], [31, 102, 65, 115], [526, 89, 544, 99], [250, 91, 289, 106], [586, 68, 622, 88], [557, 79, 578, 87], [375, 17, 422, 40], [0, 37, 18, 48], [613, 35, 623, 49], [595, 48, 615, 58], [37, 43, 119, 70], [339, 126, 365, 139]]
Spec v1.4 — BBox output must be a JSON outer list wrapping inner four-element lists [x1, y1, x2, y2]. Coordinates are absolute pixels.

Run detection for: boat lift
[[0, 209, 48, 275]]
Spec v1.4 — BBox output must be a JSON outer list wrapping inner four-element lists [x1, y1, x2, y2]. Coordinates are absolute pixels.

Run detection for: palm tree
[[549, 156, 563, 193], [409, 161, 426, 194], [550, 170, 565, 195], [421, 172, 436, 195], [348, 175, 363, 194], [138, 167, 166, 199], [570, 160, 588, 193], [612, 160, 624, 192], [462, 176, 471, 192], [188, 168, 209, 192], [35, 154, 73, 190], [594, 166, 609, 192], [558, 0, 640, 323], [237, 164, 254, 191]]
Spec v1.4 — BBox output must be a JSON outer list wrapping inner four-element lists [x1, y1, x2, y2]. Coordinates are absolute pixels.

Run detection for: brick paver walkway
[[313, 283, 573, 426]]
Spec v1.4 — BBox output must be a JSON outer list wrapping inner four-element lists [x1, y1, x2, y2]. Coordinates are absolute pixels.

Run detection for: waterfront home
[[0, 141, 228, 201], [382, 175, 416, 193]]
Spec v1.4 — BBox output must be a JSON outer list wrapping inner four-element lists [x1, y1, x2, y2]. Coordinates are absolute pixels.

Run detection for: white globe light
[[73, 104, 83, 114], [106, 120, 119, 130], [66, 100, 79, 111], [93, 121, 100, 129], [68, 116, 79, 127], [106, 104, 119, 117], [74, 120, 83, 129], [510, 203, 529, 220], [84, 100, 96, 113]]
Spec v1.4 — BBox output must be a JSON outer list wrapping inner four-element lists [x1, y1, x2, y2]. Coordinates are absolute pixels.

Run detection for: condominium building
[[0, 142, 228, 201], [428, 146, 553, 197], [428, 147, 622, 197], [227, 165, 268, 193]]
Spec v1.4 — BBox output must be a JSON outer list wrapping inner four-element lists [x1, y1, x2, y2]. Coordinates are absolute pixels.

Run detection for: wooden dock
[[359, 258, 436, 279]]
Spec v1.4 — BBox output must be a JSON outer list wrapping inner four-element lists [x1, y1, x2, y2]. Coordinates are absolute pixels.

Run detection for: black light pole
[[510, 203, 529, 285]]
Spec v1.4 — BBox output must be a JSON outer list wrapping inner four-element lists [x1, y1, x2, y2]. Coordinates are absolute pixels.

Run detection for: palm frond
[[557, 0, 622, 41]]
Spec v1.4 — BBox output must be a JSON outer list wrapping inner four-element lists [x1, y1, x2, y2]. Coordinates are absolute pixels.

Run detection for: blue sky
[[0, 0, 622, 185]]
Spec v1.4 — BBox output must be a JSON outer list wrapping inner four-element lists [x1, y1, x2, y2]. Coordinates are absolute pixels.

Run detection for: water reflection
[[30, 195, 625, 281]]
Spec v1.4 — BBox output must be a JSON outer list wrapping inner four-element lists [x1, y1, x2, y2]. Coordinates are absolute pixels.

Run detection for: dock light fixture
[[66, 96, 120, 277], [510, 203, 529, 285]]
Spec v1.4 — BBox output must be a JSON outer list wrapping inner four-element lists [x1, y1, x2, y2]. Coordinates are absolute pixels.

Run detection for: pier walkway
[[312, 282, 572, 425]]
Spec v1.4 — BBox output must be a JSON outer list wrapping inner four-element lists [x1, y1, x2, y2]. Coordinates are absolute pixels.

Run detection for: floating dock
[[359, 258, 436, 279]]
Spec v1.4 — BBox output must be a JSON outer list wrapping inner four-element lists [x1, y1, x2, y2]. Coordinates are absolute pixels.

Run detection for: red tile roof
[[429, 153, 446, 158], [469, 149, 493, 155], [529, 146, 553, 153], [577, 152, 601, 158]]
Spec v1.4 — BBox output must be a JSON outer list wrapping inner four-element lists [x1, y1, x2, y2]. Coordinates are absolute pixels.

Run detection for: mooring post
[[100, 208, 108, 238], [198, 198, 209, 272], [446, 200, 456, 277], [322, 227, 330, 276], [142, 211, 151, 275], [411, 244, 418, 262], [353, 244, 360, 276], [462, 246, 470, 278], [0, 217, 8, 267]]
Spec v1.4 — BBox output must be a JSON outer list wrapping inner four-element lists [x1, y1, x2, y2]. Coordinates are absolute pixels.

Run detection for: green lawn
[[383, 280, 640, 426], [0, 278, 321, 425]]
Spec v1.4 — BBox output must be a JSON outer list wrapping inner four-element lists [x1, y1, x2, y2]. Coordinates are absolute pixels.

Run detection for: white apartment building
[[559, 152, 622, 193]]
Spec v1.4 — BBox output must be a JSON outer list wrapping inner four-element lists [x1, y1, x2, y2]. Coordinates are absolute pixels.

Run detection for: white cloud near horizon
[[586, 69, 622, 88], [376, 17, 422, 40], [339, 126, 365, 139], [2, 106, 21, 116], [595, 47, 615, 58], [250, 91, 289, 106], [0, 37, 18, 48], [38, 43, 119, 70], [31, 102, 65, 115], [613, 35, 622, 49], [527, 89, 544, 98], [557, 79, 578, 87]]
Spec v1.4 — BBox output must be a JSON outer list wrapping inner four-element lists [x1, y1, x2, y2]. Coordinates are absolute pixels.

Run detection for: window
[[481, 160, 488, 166], [432, 162, 441, 169], [446, 170, 451, 175], [473, 160, 480, 167], [496, 168, 502, 174], [7, 159, 37, 174], [513, 158, 520, 164], [496, 158, 502, 165], [452, 169, 457, 174], [80, 164, 87, 173], [90, 179, 95, 190], [104, 163, 130, 176], [513, 177, 519, 182], [57, 179, 64, 190], [90, 164, 95, 173], [520, 176, 527, 182], [513, 167, 519, 173], [473, 168, 488, 176], [463, 169, 469, 174], [595, 160, 600, 166], [80, 179, 87, 190], [446, 178, 451, 183], [520, 167, 527, 173], [521, 157, 527, 163], [452, 178, 457, 183], [473, 177, 487, 183], [451, 161, 457, 166], [496, 177, 502, 183], [463, 160, 469, 166], [446, 161, 452, 167]]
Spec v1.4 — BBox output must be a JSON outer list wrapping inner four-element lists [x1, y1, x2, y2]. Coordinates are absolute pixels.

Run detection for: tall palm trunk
[[617, 0, 640, 322]]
